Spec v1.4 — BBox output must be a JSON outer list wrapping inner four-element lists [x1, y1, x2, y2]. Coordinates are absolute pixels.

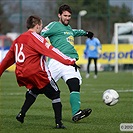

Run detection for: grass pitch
[[0, 71, 132, 133]]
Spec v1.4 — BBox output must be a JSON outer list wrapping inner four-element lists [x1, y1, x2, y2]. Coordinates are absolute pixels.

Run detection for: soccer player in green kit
[[41, 4, 92, 122]]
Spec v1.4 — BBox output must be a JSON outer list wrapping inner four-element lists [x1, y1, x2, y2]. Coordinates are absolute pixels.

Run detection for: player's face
[[58, 11, 71, 26], [36, 20, 43, 34]]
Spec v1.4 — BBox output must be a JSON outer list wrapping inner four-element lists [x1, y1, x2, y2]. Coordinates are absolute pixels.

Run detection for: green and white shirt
[[41, 21, 87, 60]]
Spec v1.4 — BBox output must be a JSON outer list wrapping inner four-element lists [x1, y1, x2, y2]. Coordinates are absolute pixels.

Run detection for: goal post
[[114, 22, 133, 73]]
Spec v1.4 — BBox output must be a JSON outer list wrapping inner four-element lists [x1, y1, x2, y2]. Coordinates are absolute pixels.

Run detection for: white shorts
[[48, 59, 82, 85]]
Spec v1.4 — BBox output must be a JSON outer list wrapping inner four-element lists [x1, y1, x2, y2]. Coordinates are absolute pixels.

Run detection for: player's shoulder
[[13, 31, 31, 45], [46, 21, 59, 28], [42, 21, 59, 32], [94, 37, 99, 40], [15, 31, 29, 41], [94, 37, 100, 42]]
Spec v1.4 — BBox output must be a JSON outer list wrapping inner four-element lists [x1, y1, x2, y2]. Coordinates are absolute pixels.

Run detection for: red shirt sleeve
[[31, 32, 75, 65], [0, 45, 15, 76]]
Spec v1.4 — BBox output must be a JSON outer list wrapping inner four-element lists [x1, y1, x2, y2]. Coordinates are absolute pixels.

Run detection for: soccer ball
[[102, 89, 119, 106]]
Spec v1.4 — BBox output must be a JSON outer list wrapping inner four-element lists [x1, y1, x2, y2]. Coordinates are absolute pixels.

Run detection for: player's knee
[[52, 98, 61, 104], [48, 90, 60, 100], [28, 90, 38, 98], [66, 78, 80, 92]]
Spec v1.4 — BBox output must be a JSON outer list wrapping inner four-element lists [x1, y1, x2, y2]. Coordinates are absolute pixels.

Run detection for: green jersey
[[41, 21, 87, 60]]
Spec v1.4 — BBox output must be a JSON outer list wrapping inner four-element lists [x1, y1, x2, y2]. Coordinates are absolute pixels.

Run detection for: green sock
[[70, 91, 81, 116]]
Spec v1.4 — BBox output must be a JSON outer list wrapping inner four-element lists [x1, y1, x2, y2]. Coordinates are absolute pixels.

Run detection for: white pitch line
[[0, 89, 133, 96], [117, 90, 133, 92], [81, 89, 133, 93], [84, 84, 132, 87], [0, 92, 24, 96]]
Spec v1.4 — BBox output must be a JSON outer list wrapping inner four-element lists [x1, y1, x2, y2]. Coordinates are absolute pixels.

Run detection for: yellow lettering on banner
[[74, 44, 133, 65]]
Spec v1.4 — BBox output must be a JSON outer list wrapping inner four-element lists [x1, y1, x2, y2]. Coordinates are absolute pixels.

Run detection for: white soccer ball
[[102, 89, 119, 106]]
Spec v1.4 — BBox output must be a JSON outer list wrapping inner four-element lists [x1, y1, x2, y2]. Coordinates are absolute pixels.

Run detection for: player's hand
[[72, 63, 80, 72], [86, 31, 94, 38], [84, 50, 88, 59]]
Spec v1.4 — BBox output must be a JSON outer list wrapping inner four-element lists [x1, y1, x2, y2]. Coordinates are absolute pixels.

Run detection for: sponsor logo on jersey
[[64, 31, 73, 35], [67, 36, 74, 46]]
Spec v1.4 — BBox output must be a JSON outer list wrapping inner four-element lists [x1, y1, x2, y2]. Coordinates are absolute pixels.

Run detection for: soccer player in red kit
[[0, 15, 78, 129]]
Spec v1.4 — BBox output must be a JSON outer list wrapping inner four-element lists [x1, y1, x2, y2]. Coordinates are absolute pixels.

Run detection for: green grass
[[0, 71, 133, 133]]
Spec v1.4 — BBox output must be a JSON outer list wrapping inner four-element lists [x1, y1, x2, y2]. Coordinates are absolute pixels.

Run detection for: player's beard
[[60, 18, 69, 26]]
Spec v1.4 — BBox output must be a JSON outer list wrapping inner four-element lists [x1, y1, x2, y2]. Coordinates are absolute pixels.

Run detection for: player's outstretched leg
[[72, 108, 92, 122]]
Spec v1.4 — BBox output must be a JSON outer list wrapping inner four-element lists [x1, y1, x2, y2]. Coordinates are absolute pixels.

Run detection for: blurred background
[[0, 0, 133, 43], [0, 0, 133, 72]]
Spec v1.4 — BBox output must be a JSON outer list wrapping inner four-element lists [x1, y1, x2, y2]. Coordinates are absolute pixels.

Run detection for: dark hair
[[58, 4, 72, 15], [26, 15, 41, 29], [88, 32, 94, 39]]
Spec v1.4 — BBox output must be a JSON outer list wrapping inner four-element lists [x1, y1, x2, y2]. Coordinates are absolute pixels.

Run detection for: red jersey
[[0, 31, 75, 89]]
